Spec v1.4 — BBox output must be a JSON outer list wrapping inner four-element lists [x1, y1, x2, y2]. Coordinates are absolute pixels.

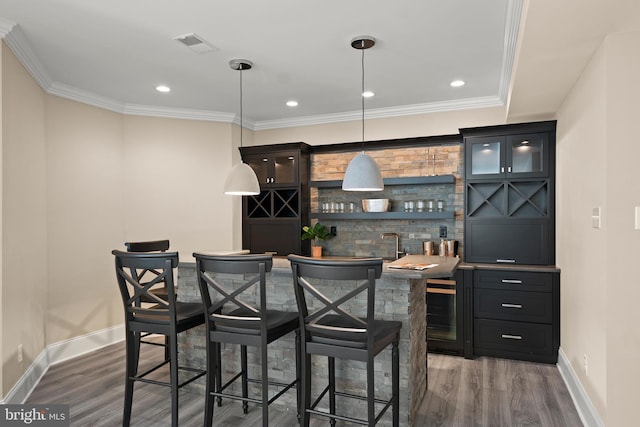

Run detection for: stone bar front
[[177, 254, 459, 427]]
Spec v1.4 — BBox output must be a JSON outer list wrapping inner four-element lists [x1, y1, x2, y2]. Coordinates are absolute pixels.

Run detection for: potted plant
[[301, 222, 333, 257]]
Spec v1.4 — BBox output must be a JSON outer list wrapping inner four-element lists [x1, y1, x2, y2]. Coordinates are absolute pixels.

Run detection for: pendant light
[[224, 59, 261, 196], [342, 36, 384, 192]]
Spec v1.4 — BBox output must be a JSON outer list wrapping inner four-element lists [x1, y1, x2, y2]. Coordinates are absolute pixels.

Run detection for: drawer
[[474, 319, 553, 355], [474, 269, 553, 292], [474, 289, 552, 323]]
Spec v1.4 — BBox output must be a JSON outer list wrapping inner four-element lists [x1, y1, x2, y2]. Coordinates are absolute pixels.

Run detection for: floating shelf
[[310, 174, 455, 188], [311, 211, 455, 220]]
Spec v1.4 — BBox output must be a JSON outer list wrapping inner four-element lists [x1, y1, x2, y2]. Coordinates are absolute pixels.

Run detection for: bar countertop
[[266, 254, 460, 279]]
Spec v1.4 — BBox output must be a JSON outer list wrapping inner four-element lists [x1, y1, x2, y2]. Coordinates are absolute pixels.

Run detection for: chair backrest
[[287, 255, 383, 345], [112, 250, 179, 324], [125, 239, 170, 253], [193, 253, 273, 333], [124, 240, 171, 288]]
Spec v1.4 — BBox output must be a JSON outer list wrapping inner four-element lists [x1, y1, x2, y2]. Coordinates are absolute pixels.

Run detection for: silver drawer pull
[[497, 259, 516, 263], [501, 334, 522, 340], [501, 279, 523, 284], [501, 303, 522, 309]]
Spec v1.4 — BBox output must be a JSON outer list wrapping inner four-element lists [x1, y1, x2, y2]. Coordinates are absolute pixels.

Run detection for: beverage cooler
[[426, 267, 472, 356]]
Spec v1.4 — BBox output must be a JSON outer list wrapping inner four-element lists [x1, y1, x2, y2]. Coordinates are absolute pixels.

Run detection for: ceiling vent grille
[[173, 33, 216, 54]]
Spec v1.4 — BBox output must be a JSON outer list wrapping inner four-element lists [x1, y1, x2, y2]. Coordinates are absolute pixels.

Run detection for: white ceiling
[[0, 0, 637, 130]]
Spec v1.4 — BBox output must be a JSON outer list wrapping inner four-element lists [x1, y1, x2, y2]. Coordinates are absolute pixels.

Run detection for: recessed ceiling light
[[156, 85, 171, 93], [286, 100, 298, 107], [362, 91, 374, 98], [450, 80, 465, 88]]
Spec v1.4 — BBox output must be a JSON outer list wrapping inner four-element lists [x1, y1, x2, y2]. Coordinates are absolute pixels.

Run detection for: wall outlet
[[330, 226, 337, 236], [439, 226, 447, 238], [583, 354, 588, 376], [17, 344, 23, 364]]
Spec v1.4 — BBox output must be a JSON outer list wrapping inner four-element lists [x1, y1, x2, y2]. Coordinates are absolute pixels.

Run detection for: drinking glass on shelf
[[437, 200, 444, 212], [427, 200, 435, 212], [416, 200, 425, 212], [403, 201, 414, 212]]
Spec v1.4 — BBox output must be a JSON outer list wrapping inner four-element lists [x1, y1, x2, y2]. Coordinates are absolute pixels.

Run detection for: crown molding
[[253, 96, 504, 131], [0, 17, 15, 38], [3, 23, 53, 89], [499, 0, 523, 104], [124, 104, 235, 123]]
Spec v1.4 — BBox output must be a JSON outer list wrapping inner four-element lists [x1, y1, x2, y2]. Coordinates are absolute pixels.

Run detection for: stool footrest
[[131, 364, 206, 389], [212, 373, 298, 406], [308, 387, 396, 426]]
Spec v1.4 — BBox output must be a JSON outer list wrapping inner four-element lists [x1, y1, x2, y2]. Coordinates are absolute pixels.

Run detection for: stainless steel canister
[[438, 239, 447, 256], [446, 240, 458, 257], [423, 241, 434, 256]]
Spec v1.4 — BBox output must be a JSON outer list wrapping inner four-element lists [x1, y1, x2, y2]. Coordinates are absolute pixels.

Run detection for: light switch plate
[[592, 207, 601, 229], [635, 207, 640, 230]]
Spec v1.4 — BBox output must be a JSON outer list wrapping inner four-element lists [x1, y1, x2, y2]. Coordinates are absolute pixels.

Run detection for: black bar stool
[[288, 255, 402, 427], [193, 253, 300, 427], [124, 239, 171, 355], [112, 250, 206, 427]]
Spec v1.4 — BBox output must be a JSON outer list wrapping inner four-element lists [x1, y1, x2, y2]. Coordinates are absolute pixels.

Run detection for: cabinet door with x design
[[462, 121, 556, 265]]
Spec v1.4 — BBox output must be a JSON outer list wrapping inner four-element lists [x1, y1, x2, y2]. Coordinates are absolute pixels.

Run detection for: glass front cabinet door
[[466, 133, 549, 180], [244, 151, 299, 188]]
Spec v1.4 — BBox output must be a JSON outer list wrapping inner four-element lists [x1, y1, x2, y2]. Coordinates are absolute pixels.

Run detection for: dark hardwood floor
[[26, 339, 583, 426]]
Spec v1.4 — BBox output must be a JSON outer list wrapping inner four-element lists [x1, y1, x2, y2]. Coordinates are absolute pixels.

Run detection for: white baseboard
[[557, 347, 604, 427], [0, 324, 125, 404]]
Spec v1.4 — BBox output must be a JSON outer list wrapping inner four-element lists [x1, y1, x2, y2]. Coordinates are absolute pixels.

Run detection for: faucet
[[381, 232, 405, 260]]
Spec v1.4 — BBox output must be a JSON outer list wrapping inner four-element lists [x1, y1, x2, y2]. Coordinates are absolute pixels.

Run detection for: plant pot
[[311, 246, 322, 258]]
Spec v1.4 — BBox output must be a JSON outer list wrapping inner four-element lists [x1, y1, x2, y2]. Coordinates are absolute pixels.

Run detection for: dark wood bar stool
[[112, 250, 205, 427], [288, 255, 402, 427], [193, 253, 300, 427], [124, 239, 171, 354]]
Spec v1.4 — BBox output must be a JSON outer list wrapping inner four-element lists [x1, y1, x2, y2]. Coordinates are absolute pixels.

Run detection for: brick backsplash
[[311, 144, 464, 259]]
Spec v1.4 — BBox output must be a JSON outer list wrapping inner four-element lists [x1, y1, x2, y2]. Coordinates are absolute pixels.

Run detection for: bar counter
[[177, 254, 459, 427]]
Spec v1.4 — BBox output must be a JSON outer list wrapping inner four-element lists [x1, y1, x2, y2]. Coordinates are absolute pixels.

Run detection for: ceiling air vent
[[173, 33, 216, 54]]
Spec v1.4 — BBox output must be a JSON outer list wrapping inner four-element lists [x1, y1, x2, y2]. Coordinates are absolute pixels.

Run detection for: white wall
[[121, 115, 237, 261], [1, 44, 47, 396], [44, 96, 124, 346], [556, 41, 608, 418], [557, 28, 640, 425], [603, 29, 640, 427]]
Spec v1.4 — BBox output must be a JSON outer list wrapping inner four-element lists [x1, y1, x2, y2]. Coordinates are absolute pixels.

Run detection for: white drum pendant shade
[[342, 152, 384, 191], [223, 162, 260, 195]]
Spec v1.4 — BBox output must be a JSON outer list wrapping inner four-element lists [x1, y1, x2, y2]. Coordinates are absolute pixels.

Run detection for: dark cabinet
[[466, 133, 549, 180], [471, 268, 560, 364], [240, 143, 310, 256], [462, 121, 556, 265], [243, 150, 299, 188]]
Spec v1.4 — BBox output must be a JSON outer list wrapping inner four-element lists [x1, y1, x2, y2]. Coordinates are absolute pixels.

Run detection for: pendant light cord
[[239, 66, 243, 148], [361, 43, 365, 150]]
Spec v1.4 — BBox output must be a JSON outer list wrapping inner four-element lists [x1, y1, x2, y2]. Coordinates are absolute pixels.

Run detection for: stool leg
[[367, 354, 375, 427], [204, 339, 216, 426], [300, 351, 311, 427], [216, 342, 222, 407], [123, 330, 138, 427], [241, 345, 249, 414], [329, 356, 336, 427], [169, 333, 179, 427], [261, 337, 269, 427], [295, 330, 301, 421], [392, 340, 400, 427]]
